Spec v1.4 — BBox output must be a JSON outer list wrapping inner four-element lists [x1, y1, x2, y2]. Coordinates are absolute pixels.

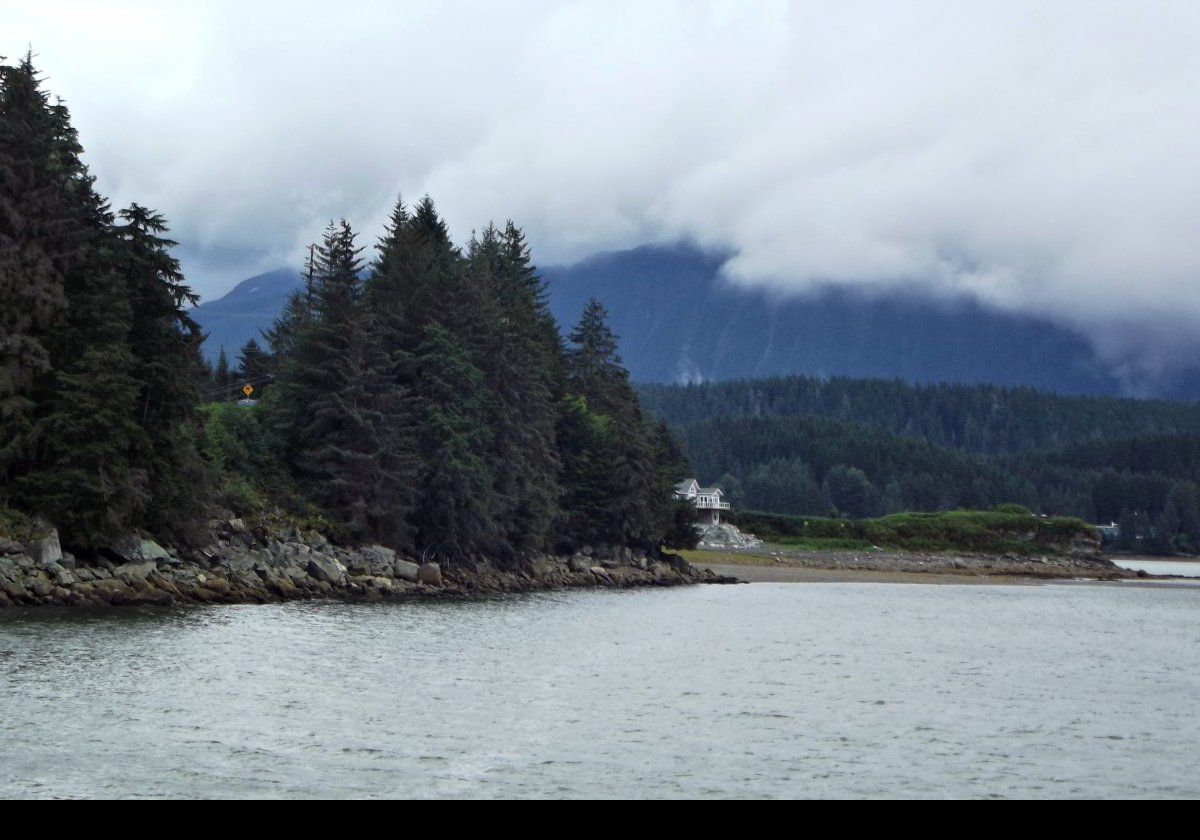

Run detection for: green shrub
[[731, 507, 1094, 555]]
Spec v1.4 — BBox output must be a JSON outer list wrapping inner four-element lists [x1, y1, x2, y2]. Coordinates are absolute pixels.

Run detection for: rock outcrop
[[696, 521, 763, 550], [0, 521, 735, 610]]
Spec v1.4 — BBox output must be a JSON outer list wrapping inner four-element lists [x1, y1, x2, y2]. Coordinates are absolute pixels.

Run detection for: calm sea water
[[1112, 558, 1200, 578], [2, 582, 1198, 799]]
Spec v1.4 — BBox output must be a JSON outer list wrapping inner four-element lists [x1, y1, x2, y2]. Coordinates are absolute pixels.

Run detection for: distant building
[[674, 478, 731, 524], [1095, 522, 1120, 541]]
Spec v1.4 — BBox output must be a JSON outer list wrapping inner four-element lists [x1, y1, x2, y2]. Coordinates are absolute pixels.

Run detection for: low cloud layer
[[6, 1, 1200, 376]]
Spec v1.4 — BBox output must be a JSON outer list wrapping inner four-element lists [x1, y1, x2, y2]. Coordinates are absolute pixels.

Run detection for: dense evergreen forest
[[0, 57, 691, 559], [641, 377, 1200, 554]]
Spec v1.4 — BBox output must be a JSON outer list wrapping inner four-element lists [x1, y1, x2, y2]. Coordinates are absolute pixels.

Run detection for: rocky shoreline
[[0, 518, 735, 610], [687, 545, 1146, 580]]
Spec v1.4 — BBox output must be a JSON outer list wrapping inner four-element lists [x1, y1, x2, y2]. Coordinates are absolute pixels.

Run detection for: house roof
[[675, 478, 723, 496]]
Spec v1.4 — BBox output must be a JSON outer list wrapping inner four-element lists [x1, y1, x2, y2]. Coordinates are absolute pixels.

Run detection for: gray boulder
[[116, 560, 157, 584], [25, 528, 63, 567], [110, 536, 173, 565], [45, 562, 76, 587], [528, 556, 554, 579], [220, 551, 256, 574], [393, 559, 420, 582], [307, 555, 347, 586], [417, 563, 443, 586]]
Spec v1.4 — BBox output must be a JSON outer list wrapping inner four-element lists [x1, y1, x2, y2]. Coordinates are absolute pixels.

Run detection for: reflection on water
[[1, 582, 1198, 798]]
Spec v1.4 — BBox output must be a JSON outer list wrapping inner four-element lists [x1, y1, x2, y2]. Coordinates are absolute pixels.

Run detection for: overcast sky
[[5, 0, 1200, 372]]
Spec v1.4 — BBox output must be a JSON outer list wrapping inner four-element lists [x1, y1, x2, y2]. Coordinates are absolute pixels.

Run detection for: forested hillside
[[645, 377, 1200, 553], [639, 376, 1200, 455], [0, 57, 692, 559], [541, 245, 1200, 399]]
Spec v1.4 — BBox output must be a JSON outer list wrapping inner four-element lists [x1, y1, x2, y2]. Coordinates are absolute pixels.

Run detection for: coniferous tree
[[115, 203, 208, 537], [273, 221, 404, 543], [2, 56, 158, 544], [262, 244, 316, 365], [468, 222, 562, 554], [364, 196, 496, 558], [213, 347, 233, 389], [0, 56, 74, 487], [408, 323, 494, 558], [560, 300, 675, 549], [16, 261, 145, 540], [235, 338, 270, 388]]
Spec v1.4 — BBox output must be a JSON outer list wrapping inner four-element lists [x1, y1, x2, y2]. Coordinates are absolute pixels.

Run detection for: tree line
[[649, 378, 1200, 554], [639, 375, 1200, 455], [1, 56, 693, 558], [0, 56, 206, 543]]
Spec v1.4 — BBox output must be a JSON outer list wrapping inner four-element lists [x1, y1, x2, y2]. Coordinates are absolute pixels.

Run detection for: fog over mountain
[[8, 1, 1200, 383], [193, 245, 1200, 399]]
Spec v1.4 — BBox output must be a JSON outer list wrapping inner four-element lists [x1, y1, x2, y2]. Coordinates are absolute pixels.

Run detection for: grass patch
[[0, 506, 47, 543], [766, 535, 878, 551], [732, 507, 1097, 556]]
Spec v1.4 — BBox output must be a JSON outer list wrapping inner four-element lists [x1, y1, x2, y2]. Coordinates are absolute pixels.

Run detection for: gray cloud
[[6, 0, 1200, 376]]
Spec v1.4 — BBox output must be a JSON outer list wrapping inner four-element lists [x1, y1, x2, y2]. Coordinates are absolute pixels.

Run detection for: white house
[[674, 478, 731, 524]]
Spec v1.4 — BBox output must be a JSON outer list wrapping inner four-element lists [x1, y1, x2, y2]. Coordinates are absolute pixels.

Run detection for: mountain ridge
[[193, 244, 1198, 399]]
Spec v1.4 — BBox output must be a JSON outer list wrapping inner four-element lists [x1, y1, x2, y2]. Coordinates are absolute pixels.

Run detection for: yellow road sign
[[242, 384, 254, 397]]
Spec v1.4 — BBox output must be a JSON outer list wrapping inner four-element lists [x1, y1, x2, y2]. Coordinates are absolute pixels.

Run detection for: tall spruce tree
[[262, 244, 316, 365], [0, 56, 74, 487], [213, 347, 233, 389], [364, 196, 496, 558], [408, 322, 494, 559], [1, 55, 159, 544], [467, 222, 562, 554], [16, 259, 146, 541], [235, 338, 270, 387], [115, 204, 208, 538], [273, 221, 406, 543], [561, 299, 675, 549]]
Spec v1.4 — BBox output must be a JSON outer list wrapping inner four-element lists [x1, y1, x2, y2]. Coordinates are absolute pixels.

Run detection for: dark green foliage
[[467, 223, 561, 554], [1, 57, 210, 546], [198, 401, 296, 516], [270, 221, 408, 545], [114, 204, 208, 538], [266, 210, 686, 559], [3, 56, 698, 558], [662, 500, 700, 550], [15, 266, 146, 541], [213, 347, 233, 387], [639, 375, 1200, 456], [557, 301, 678, 549], [649, 376, 1200, 554], [407, 323, 493, 557], [823, 465, 875, 519], [0, 56, 76, 483], [235, 338, 271, 387]]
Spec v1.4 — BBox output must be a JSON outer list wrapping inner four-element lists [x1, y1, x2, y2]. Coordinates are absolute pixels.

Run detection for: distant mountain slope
[[193, 244, 1197, 399], [192, 268, 303, 362], [541, 244, 1121, 395]]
